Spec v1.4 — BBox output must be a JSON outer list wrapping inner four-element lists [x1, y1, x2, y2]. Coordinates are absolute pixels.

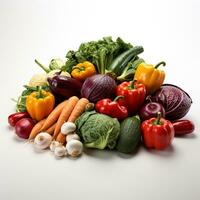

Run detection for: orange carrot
[[68, 98, 89, 123], [53, 96, 79, 139], [41, 100, 68, 131], [56, 132, 66, 144], [55, 98, 89, 144], [28, 119, 46, 140], [45, 123, 56, 135]]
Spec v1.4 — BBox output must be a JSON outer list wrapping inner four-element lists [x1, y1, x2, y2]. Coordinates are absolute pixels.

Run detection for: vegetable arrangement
[[8, 36, 195, 159]]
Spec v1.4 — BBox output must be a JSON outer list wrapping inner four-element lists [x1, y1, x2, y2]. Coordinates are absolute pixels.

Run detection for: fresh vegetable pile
[[8, 36, 195, 158]]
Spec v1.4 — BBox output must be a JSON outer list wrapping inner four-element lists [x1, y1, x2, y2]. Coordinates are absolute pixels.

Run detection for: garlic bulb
[[66, 140, 83, 157], [50, 141, 62, 152], [34, 132, 52, 150], [66, 133, 80, 143], [54, 146, 67, 157], [61, 122, 76, 135]]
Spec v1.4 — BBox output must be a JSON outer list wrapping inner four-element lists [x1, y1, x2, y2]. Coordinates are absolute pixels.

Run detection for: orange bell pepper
[[26, 87, 55, 121], [134, 61, 166, 95], [71, 61, 96, 81]]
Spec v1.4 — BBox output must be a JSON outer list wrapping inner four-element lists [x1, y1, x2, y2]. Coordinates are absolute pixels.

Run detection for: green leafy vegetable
[[75, 111, 120, 150], [63, 36, 133, 74]]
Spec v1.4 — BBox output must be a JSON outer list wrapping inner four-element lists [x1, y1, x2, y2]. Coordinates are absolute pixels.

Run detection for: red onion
[[8, 111, 30, 127], [139, 102, 165, 121], [81, 74, 117, 102], [14, 118, 35, 139]]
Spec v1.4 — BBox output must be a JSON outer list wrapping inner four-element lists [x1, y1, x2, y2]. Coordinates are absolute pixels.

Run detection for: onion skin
[[47, 75, 82, 99], [150, 84, 192, 120], [14, 118, 35, 139], [8, 112, 30, 127], [81, 74, 117, 103], [139, 102, 165, 121]]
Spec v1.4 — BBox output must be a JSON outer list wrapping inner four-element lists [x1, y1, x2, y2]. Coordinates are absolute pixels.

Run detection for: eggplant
[[47, 75, 83, 99]]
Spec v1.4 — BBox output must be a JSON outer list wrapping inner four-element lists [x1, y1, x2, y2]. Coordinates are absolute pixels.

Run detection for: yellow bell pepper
[[71, 61, 96, 81], [26, 87, 55, 121], [134, 61, 166, 95]]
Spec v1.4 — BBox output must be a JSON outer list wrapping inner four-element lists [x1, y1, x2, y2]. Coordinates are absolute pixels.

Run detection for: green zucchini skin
[[108, 46, 144, 76], [116, 116, 141, 154]]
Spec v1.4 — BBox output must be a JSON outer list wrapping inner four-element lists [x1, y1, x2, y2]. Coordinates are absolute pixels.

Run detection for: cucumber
[[108, 46, 144, 76], [116, 115, 141, 154]]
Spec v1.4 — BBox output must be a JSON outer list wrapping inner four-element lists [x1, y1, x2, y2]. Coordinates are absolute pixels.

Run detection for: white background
[[0, 0, 200, 200]]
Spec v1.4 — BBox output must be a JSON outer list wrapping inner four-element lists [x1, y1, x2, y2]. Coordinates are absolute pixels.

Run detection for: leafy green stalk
[[35, 59, 50, 73], [35, 59, 64, 73], [62, 36, 133, 74]]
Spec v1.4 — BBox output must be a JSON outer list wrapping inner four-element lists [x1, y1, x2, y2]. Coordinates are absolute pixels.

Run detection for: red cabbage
[[81, 74, 117, 102], [150, 84, 192, 120]]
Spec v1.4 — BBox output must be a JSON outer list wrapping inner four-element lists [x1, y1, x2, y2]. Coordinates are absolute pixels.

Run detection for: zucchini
[[108, 46, 144, 76], [116, 115, 141, 154]]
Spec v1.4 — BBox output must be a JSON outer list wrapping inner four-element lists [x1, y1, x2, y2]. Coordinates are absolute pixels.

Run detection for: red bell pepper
[[95, 96, 128, 120], [172, 120, 195, 136], [141, 112, 174, 150], [116, 80, 146, 115]]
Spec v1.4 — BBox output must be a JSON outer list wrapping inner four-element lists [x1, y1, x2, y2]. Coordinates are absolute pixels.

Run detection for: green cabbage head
[[75, 111, 120, 150]]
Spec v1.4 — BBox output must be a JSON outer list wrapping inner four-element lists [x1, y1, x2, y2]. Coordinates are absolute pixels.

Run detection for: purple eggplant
[[139, 102, 165, 121], [47, 75, 83, 99]]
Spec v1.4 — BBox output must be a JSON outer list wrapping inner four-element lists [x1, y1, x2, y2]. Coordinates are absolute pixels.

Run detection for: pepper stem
[[127, 80, 137, 90], [113, 96, 124, 102], [155, 61, 166, 69], [153, 112, 162, 125], [72, 66, 85, 72], [35, 59, 50, 73], [36, 86, 44, 99]]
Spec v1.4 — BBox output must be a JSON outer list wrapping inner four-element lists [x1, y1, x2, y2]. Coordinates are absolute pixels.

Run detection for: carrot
[[56, 132, 66, 144], [55, 98, 89, 144], [45, 123, 56, 135], [68, 98, 89, 123], [41, 100, 68, 131], [53, 96, 79, 139], [28, 119, 46, 140]]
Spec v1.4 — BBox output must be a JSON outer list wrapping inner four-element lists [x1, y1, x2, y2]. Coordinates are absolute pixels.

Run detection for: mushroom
[[54, 146, 67, 157], [61, 122, 76, 135], [50, 141, 62, 152], [66, 139, 83, 157], [34, 132, 52, 149], [66, 133, 80, 142]]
